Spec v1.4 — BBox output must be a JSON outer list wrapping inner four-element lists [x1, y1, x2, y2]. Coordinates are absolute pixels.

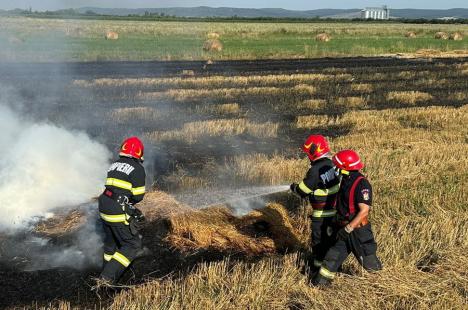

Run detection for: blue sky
[[1, 1, 466, 10]]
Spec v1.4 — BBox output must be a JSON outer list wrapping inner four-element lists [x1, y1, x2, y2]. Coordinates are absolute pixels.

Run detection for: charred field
[[0, 56, 467, 309]]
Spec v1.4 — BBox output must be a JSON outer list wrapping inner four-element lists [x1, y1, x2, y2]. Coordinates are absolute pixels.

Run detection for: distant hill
[[75, 7, 468, 19], [76, 7, 358, 18]]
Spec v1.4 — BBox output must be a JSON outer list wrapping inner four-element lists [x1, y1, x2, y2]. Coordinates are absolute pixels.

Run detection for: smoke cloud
[[0, 103, 111, 231]]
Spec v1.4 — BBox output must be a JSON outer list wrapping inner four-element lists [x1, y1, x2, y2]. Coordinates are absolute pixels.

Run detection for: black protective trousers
[[310, 217, 335, 269], [100, 221, 142, 283], [313, 223, 382, 285]]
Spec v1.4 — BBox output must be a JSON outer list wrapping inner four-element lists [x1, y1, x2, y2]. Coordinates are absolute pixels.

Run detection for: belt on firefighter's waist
[[311, 209, 336, 218], [311, 202, 327, 209], [338, 216, 369, 228]]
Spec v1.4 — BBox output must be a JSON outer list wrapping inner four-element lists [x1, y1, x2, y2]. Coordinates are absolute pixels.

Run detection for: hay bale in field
[[105, 31, 119, 40], [435, 32, 449, 40], [207, 32, 220, 39], [449, 32, 463, 41], [405, 31, 417, 38], [203, 39, 223, 52], [315, 33, 331, 42]]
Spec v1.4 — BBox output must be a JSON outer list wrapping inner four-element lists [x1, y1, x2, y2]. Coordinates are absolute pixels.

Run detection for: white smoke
[[0, 103, 111, 231]]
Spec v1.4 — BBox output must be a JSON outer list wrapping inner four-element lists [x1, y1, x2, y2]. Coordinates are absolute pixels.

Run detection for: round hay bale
[[315, 33, 331, 42], [207, 32, 220, 39], [105, 31, 119, 40], [203, 39, 223, 52], [435, 32, 449, 40], [449, 32, 463, 41], [405, 31, 417, 38]]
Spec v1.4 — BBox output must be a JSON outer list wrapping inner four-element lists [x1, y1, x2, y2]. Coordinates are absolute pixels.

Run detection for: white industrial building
[[361, 6, 390, 20]]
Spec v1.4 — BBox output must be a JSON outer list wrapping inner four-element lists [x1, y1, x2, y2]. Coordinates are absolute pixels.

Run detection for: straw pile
[[449, 32, 463, 41], [165, 203, 305, 256], [105, 31, 119, 40], [203, 39, 223, 52], [315, 33, 331, 42], [138, 191, 192, 221], [34, 209, 87, 237], [434, 32, 449, 40], [31, 191, 304, 257], [405, 31, 417, 38]]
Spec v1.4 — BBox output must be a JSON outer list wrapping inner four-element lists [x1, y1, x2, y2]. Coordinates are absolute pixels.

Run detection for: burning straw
[[165, 203, 306, 256]]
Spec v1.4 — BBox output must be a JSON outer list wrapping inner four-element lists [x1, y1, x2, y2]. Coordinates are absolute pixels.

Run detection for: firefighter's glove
[[290, 183, 299, 194], [337, 225, 353, 241], [134, 208, 146, 224]]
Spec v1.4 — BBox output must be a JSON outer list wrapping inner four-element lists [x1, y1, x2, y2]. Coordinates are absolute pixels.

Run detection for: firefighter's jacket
[[336, 171, 372, 222], [294, 157, 340, 218], [99, 156, 146, 225]]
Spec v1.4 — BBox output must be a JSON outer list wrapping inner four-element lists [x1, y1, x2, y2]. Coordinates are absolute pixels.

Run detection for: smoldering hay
[[0, 103, 111, 232]]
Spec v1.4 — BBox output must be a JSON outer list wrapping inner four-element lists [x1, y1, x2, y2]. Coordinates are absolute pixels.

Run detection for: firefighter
[[312, 149, 382, 286], [290, 135, 340, 274], [98, 136, 147, 284]]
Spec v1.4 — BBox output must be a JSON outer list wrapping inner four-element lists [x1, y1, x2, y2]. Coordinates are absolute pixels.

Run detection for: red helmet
[[332, 149, 364, 171], [302, 135, 331, 161], [120, 136, 144, 161]]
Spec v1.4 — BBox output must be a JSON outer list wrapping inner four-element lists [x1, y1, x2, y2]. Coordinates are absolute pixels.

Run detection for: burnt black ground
[[1, 57, 467, 79]]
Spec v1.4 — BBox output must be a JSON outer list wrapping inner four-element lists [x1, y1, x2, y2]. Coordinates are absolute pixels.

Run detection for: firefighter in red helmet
[[98, 136, 148, 284], [312, 149, 382, 286], [290, 135, 340, 275]]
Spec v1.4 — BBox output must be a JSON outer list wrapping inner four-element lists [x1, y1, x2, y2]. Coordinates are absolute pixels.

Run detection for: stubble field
[[0, 17, 467, 310], [0, 55, 466, 309]]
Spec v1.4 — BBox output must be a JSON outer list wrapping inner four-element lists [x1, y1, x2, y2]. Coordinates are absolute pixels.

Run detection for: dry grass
[[298, 99, 327, 109], [196, 103, 241, 116], [350, 83, 373, 93], [296, 114, 342, 129], [108, 107, 160, 123], [386, 91, 433, 105], [109, 104, 468, 309], [448, 91, 468, 101], [292, 84, 316, 95], [112, 240, 467, 310], [137, 86, 284, 102], [73, 73, 348, 91], [336, 96, 367, 108], [145, 119, 279, 143], [229, 154, 307, 185]]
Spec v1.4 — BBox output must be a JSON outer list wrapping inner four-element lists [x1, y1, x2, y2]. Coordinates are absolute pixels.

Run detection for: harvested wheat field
[[0, 55, 467, 309]]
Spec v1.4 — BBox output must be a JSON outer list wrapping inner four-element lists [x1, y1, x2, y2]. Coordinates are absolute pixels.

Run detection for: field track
[[1, 56, 468, 79]]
